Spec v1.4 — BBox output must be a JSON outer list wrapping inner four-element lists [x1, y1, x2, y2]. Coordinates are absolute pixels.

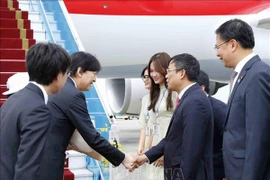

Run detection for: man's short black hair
[[69, 51, 101, 77], [170, 53, 200, 82], [197, 70, 210, 94], [215, 18, 255, 49], [26, 43, 71, 85]]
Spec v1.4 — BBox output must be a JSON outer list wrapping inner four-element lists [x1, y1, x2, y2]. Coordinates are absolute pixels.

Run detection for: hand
[[153, 156, 164, 167], [67, 142, 81, 152], [122, 153, 135, 172], [133, 154, 148, 171]]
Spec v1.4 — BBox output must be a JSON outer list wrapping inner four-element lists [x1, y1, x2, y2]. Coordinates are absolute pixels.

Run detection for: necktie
[[229, 71, 238, 93], [228, 71, 238, 102], [176, 97, 180, 106]]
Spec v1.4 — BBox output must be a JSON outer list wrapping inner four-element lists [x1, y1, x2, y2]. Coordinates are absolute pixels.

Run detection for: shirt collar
[[234, 52, 256, 74], [178, 82, 196, 100], [69, 77, 77, 88], [29, 81, 48, 104]]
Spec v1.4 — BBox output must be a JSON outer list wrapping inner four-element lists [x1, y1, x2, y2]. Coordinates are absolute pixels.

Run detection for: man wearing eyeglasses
[[134, 53, 214, 180], [215, 19, 270, 180]]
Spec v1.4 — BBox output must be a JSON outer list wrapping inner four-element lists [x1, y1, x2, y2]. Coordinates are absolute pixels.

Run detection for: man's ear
[[231, 39, 238, 52], [180, 69, 186, 79], [76, 67, 83, 77]]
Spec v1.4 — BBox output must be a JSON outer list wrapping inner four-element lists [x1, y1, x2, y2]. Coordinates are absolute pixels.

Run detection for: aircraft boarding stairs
[[1, 0, 118, 179]]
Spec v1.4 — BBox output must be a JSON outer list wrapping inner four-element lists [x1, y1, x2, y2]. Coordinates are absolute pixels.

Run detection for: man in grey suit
[[39, 52, 134, 179], [134, 53, 214, 180], [215, 19, 270, 180], [0, 43, 71, 180], [197, 70, 227, 180]]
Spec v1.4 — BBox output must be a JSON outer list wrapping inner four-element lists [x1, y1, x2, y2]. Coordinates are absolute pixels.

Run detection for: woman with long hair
[[137, 66, 153, 155], [146, 52, 178, 180]]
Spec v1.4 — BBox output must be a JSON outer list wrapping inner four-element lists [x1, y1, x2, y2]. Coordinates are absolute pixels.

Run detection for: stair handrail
[[28, 0, 35, 12], [58, 1, 84, 52], [36, 1, 56, 43]]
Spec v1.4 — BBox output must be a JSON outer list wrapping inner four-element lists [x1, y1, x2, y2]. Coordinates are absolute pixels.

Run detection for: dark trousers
[[214, 164, 225, 180]]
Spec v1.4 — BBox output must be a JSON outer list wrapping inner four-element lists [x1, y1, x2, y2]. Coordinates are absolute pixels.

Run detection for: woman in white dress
[[138, 66, 153, 155], [146, 52, 178, 180]]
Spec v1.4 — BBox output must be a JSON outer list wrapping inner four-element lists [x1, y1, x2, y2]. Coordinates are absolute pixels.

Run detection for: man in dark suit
[[0, 43, 71, 180], [197, 70, 227, 180], [39, 52, 134, 179], [215, 19, 270, 180], [134, 53, 214, 180]]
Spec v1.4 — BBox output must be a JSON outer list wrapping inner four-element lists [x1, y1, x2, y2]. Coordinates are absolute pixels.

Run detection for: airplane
[[62, 0, 270, 114]]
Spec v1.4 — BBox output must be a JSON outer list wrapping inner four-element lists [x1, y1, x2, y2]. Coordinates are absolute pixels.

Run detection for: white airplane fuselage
[[63, 1, 270, 114]]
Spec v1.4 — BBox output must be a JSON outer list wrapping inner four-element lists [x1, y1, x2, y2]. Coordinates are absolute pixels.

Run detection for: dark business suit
[[223, 55, 270, 180], [39, 78, 125, 180], [0, 83, 51, 180], [145, 83, 214, 180], [208, 96, 226, 180]]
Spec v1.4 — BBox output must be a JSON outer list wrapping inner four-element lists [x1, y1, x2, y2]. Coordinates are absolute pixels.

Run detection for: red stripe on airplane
[[64, 0, 269, 16]]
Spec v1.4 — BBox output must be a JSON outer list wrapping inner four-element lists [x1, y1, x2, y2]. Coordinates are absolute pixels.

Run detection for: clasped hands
[[122, 153, 164, 172], [121, 153, 149, 172]]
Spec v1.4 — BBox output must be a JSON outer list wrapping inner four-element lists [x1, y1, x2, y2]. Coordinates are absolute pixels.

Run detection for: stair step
[[0, 72, 20, 84], [28, 11, 40, 20], [48, 21, 58, 30], [66, 150, 87, 170], [33, 29, 46, 41], [70, 169, 93, 180], [52, 30, 61, 40], [46, 12, 55, 21], [0, 0, 19, 9], [18, 1, 39, 12], [0, 86, 9, 99], [0, 9, 28, 19], [30, 19, 43, 30], [0, 28, 34, 39], [0, 59, 26, 72], [0, 38, 36, 49], [0, 50, 26, 60], [0, 18, 31, 29]]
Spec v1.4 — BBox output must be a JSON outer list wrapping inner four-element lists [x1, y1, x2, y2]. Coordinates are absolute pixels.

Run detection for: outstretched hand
[[131, 154, 148, 171], [122, 153, 136, 172]]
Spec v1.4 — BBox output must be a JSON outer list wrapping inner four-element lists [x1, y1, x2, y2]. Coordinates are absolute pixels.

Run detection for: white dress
[[138, 94, 153, 148], [145, 86, 177, 180], [138, 94, 155, 180]]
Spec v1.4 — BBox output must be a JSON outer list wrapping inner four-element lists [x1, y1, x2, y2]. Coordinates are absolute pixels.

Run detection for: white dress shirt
[[231, 53, 256, 92], [30, 81, 48, 104]]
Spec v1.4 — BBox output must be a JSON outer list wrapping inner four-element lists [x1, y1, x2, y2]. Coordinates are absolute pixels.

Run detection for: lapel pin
[[237, 76, 243, 83]]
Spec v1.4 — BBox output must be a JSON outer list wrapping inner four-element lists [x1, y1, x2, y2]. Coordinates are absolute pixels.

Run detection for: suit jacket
[[39, 78, 125, 180], [0, 83, 51, 180], [208, 96, 226, 178], [223, 55, 270, 180], [145, 84, 214, 180]]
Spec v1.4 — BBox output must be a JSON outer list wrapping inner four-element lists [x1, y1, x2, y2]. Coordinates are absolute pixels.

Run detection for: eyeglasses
[[214, 40, 230, 51], [141, 75, 150, 80], [166, 68, 182, 74]]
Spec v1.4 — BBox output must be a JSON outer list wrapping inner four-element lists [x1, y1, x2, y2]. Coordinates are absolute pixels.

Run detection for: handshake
[[121, 153, 148, 172]]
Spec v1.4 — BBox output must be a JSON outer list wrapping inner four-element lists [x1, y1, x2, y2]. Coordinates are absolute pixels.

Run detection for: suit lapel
[[224, 55, 261, 125], [165, 84, 199, 136]]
